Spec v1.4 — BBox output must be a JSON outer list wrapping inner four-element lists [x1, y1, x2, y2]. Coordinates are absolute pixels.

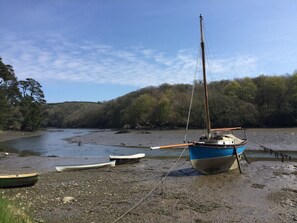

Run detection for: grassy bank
[[0, 195, 32, 223]]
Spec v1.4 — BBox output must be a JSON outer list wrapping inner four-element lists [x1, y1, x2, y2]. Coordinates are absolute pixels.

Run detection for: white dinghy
[[55, 160, 116, 172], [109, 153, 145, 165]]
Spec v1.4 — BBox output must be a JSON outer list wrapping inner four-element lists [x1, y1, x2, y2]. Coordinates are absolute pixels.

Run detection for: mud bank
[[0, 155, 296, 223], [0, 130, 43, 143], [1, 129, 296, 222]]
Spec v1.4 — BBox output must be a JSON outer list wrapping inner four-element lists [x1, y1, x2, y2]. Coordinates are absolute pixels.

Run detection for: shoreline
[[0, 130, 44, 143], [0, 157, 296, 222], [0, 129, 297, 222]]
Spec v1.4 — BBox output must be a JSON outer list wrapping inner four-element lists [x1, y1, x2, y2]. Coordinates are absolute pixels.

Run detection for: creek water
[[0, 128, 296, 160], [0, 129, 185, 158]]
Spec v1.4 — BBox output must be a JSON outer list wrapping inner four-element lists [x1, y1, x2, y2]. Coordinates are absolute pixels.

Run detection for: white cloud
[[206, 55, 258, 81], [0, 33, 259, 87]]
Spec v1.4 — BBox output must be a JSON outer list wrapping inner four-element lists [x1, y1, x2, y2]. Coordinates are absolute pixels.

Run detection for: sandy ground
[[0, 130, 297, 223]]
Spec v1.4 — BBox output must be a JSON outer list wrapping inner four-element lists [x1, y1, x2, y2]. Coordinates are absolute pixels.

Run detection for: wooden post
[[234, 146, 242, 174], [243, 152, 250, 164]]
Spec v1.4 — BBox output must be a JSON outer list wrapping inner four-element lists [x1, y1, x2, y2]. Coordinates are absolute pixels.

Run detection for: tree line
[[91, 73, 297, 129], [0, 57, 46, 131], [43, 72, 297, 129], [1, 56, 296, 130]]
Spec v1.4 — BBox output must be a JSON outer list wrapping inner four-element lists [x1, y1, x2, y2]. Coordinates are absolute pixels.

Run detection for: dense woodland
[[1, 57, 297, 131], [43, 72, 297, 129], [0, 57, 45, 131]]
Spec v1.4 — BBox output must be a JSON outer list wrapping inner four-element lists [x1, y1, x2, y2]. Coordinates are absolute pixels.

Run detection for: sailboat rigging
[[200, 14, 212, 139], [151, 14, 248, 174]]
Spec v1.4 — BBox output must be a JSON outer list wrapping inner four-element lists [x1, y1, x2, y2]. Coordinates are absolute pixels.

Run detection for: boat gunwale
[[0, 173, 39, 179], [109, 153, 145, 160], [55, 161, 116, 169], [190, 139, 248, 148]]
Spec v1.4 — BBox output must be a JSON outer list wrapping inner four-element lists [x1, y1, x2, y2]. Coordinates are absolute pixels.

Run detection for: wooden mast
[[199, 14, 211, 139]]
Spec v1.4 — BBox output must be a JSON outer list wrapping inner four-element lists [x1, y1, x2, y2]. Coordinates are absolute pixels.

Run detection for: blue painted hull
[[189, 142, 247, 174]]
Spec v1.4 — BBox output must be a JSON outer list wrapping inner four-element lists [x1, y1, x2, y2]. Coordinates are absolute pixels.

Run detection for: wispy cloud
[[206, 55, 258, 81], [0, 33, 259, 87]]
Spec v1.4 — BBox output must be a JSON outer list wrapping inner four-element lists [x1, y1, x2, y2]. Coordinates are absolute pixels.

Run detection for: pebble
[[62, 196, 76, 203]]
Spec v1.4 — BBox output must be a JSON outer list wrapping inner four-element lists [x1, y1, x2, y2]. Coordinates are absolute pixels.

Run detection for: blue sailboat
[[188, 128, 247, 174], [188, 15, 247, 174], [151, 15, 248, 174]]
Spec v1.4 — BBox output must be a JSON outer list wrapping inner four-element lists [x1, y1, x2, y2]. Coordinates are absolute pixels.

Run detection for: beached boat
[[0, 173, 39, 188], [151, 15, 247, 174], [55, 160, 116, 172], [109, 153, 145, 165]]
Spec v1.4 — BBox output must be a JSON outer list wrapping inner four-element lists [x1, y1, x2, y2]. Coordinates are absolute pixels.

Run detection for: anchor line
[[112, 146, 187, 223], [114, 26, 201, 223]]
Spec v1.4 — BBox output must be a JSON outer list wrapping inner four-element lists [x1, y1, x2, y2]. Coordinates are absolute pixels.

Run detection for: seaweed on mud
[[251, 183, 265, 189], [268, 187, 297, 208]]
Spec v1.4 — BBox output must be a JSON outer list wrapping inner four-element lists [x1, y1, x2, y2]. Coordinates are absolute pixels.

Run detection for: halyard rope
[[113, 35, 200, 223], [112, 146, 187, 223], [184, 47, 200, 143]]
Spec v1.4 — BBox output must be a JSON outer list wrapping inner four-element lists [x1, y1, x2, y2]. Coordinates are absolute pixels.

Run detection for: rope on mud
[[112, 146, 187, 223], [113, 39, 200, 223]]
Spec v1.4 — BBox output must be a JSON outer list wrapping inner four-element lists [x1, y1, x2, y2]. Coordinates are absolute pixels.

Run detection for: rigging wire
[[112, 146, 187, 223], [203, 21, 219, 84], [184, 46, 201, 142], [113, 27, 202, 223]]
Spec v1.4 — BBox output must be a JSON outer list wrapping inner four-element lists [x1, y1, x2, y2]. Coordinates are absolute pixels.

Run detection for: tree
[[237, 77, 257, 103], [224, 80, 240, 97], [254, 75, 288, 126], [129, 93, 155, 128], [19, 78, 46, 103], [18, 78, 46, 130], [0, 57, 20, 129], [153, 96, 171, 126]]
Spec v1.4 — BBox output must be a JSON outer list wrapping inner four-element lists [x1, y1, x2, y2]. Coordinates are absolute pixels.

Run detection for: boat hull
[[109, 153, 145, 165], [0, 173, 39, 188], [55, 161, 116, 172], [189, 142, 247, 174]]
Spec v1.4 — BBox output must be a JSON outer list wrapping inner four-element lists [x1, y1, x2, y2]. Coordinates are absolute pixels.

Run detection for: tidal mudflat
[[0, 129, 296, 222]]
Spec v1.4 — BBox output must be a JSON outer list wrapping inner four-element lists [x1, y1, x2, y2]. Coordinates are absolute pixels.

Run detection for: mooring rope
[[112, 146, 187, 223], [113, 28, 201, 223]]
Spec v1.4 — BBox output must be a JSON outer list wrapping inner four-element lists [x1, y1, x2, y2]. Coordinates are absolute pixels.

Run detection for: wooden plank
[[211, 127, 242, 132], [150, 143, 193, 150]]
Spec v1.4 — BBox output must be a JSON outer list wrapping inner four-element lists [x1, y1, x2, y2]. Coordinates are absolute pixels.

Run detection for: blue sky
[[0, 0, 296, 103]]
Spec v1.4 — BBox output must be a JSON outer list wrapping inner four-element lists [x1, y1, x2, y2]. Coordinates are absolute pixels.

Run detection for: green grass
[[0, 195, 32, 223]]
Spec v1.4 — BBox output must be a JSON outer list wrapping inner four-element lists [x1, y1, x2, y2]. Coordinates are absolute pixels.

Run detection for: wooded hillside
[[1, 56, 296, 130], [42, 102, 102, 128], [43, 73, 297, 129]]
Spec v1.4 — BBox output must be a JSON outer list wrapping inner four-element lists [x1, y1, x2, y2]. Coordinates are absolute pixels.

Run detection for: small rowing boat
[[55, 160, 116, 172], [109, 153, 145, 165], [0, 173, 39, 188]]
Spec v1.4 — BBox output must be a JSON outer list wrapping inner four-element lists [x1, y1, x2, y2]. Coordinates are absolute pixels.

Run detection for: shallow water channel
[[0, 129, 185, 158], [0, 128, 296, 161]]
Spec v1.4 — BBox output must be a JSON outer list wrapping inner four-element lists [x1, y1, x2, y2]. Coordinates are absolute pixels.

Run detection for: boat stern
[[188, 138, 247, 174]]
